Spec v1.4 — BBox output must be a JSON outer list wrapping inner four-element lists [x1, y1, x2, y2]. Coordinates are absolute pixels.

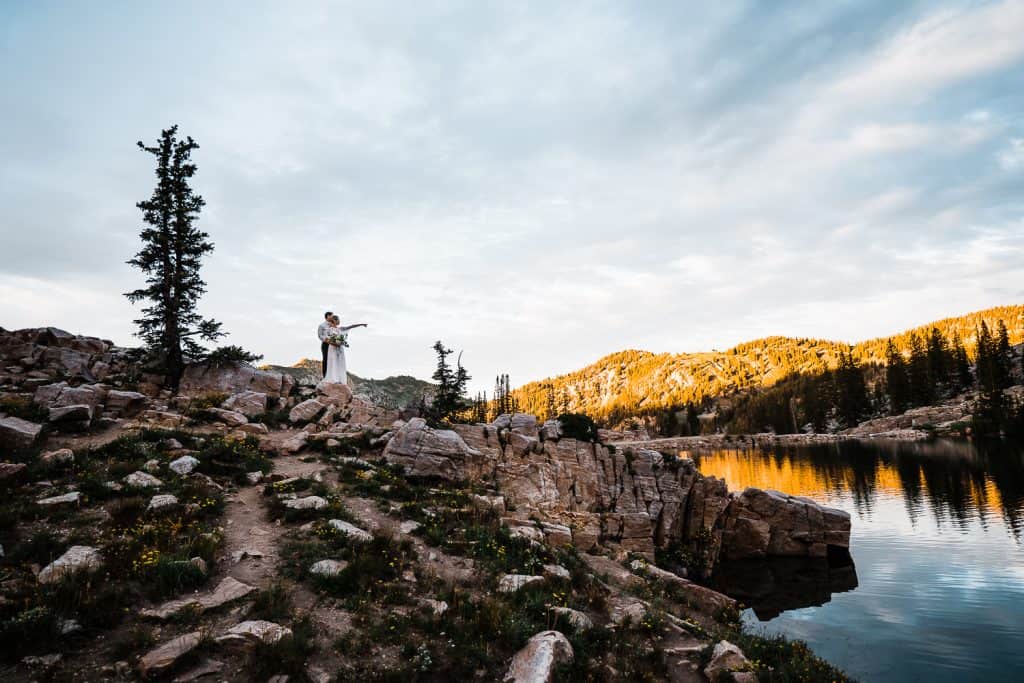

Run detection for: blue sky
[[1, 1, 1023, 388]]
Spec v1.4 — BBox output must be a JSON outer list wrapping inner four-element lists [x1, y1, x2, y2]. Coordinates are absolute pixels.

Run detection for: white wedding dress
[[323, 325, 356, 385]]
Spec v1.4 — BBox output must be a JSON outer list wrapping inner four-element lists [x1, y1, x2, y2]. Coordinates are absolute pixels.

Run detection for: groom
[[317, 311, 333, 378]]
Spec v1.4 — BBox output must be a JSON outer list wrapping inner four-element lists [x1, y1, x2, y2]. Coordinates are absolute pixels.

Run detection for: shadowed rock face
[[384, 415, 851, 572]]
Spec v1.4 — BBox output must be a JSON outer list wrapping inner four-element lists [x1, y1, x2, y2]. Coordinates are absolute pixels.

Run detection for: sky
[[1, 1, 1023, 390]]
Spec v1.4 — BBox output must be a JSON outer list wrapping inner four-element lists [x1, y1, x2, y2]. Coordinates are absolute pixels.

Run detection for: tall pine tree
[[907, 332, 932, 406], [950, 331, 972, 393], [973, 322, 1005, 436], [925, 327, 949, 397], [126, 126, 224, 388], [885, 339, 911, 414], [995, 320, 1013, 390]]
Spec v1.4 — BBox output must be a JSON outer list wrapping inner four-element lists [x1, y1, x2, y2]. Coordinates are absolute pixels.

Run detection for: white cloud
[[1, 1, 1022, 389], [998, 138, 1024, 170]]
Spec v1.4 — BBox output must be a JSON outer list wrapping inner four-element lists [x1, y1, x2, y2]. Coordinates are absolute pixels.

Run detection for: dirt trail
[[220, 454, 330, 587]]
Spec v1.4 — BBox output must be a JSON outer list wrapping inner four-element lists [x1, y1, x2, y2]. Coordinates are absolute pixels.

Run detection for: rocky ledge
[[382, 413, 851, 575]]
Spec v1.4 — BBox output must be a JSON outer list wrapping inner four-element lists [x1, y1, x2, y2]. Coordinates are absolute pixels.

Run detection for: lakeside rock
[[380, 417, 851, 571]]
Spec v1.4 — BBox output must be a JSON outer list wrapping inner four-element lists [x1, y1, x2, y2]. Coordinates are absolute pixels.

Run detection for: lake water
[[691, 440, 1024, 683]]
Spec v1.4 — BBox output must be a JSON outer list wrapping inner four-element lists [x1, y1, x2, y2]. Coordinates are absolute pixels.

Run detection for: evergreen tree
[[125, 125, 224, 387], [995, 320, 1012, 390], [545, 383, 557, 421], [685, 403, 700, 436], [950, 331, 972, 392], [885, 339, 911, 414], [973, 323, 1004, 436], [834, 350, 869, 427], [925, 327, 949, 396], [797, 376, 827, 432], [430, 341, 470, 423], [907, 332, 932, 406]]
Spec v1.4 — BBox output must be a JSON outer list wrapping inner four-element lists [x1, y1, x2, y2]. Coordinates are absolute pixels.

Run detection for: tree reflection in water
[[693, 439, 1024, 618], [691, 439, 1024, 541]]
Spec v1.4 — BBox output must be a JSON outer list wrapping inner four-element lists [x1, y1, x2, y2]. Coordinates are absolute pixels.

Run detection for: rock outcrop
[[179, 363, 295, 399], [0, 327, 141, 388], [381, 416, 851, 572]]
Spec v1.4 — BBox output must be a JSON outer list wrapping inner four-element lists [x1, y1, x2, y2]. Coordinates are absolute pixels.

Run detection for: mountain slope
[[513, 304, 1024, 421], [260, 358, 434, 407]]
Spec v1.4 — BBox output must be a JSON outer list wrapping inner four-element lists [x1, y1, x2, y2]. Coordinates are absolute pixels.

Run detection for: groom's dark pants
[[321, 342, 329, 378]]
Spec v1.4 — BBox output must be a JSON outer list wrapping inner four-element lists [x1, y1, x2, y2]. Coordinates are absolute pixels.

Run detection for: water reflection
[[712, 556, 859, 620], [689, 440, 1024, 682], [689, 439, 1024, 541]]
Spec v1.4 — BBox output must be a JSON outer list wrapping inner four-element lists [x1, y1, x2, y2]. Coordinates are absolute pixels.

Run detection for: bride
[[323, 314, 368, 385]]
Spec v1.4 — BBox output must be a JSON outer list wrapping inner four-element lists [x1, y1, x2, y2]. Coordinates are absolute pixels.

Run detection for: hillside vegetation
[[513, 305, 1024, 425]]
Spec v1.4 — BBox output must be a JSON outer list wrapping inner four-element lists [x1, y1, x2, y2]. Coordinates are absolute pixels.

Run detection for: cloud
[[1, 0, 1023, 388]]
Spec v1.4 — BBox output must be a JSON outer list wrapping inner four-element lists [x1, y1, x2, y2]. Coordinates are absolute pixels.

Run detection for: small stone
[[498, 574, 545, 593], [144, 458, 161, 473], [422, 598, 448, 616], [162, 438, 184, 450], [139, 632, 202, 676], [246, 471, 263, 484], [22, 653, 62, 668], [148, 494, 179, 511], [284, 496, 328, 510], [237, 422, 269, 435], [124, 471, 162, 488], [310, 559, 348, 577], [205, 407, 248, 426], [504, 630, 573, 682], [38, 545, 103, 584], [171, 657, 224, 683], [0, 415, 43, 448], [0, 462, 27, 480], [704, 640, 752, 682], [327, 519, 372, 541], [550, 607, 593, 631], [281, 431, 310, 453], [169, 455, 200, 475], [40, 448, 74, 465], [58, 618, 82, 635], [216, 620, 292, 647], [542, 564, 571, 581], [399, 520, 421, 534], [37, 491, 81, 506]]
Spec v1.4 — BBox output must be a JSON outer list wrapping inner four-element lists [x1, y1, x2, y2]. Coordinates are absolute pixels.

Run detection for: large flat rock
[[140, 576, 256, 620]]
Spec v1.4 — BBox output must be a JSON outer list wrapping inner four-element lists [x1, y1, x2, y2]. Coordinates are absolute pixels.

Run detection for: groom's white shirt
[[317, 321, 331, 342]]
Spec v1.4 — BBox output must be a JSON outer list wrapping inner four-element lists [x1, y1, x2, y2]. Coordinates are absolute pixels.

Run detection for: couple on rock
[[317, 311, 368, 385]]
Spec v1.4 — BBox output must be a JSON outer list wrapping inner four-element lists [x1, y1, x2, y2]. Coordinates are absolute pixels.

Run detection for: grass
[[251, 582, 293, 622], [0, 427, 236, 663], [282, 530, 417, 607], [705, 627, 855, 683], [247, 615, 317, 679]]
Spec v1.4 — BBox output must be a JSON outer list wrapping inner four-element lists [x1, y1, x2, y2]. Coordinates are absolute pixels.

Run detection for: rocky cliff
[[382, 413, 851, 576]]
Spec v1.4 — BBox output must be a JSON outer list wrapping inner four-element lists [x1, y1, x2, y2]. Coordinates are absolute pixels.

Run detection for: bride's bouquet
[[327, 333, 349, 348]]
